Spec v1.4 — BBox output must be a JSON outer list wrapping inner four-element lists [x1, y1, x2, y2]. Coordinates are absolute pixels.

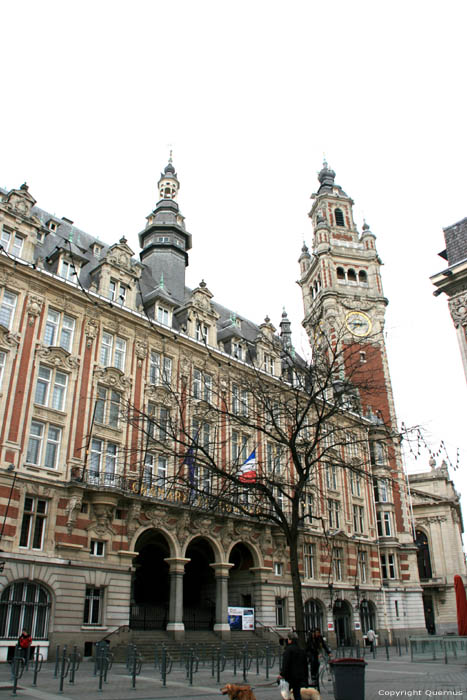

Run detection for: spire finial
[[169, 149, 173, 163]]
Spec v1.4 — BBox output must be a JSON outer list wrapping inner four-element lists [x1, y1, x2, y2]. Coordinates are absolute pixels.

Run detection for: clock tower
[[299, 160, 418, 546]]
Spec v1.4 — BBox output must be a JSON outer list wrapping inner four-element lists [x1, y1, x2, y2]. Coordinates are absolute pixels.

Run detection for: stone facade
[[0, 163, 461, 660]]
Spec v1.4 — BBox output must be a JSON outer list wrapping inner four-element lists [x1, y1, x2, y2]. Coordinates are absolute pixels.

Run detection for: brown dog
[[301, 688, 321, 700], [220, 683, 257, 700]]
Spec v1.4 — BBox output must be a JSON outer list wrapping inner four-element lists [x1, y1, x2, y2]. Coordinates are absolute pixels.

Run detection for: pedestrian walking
[[278, 632, 308, 700], [18, 628, 32, 668], [366, 627, 376, 652], [306, 627, 331, 690]]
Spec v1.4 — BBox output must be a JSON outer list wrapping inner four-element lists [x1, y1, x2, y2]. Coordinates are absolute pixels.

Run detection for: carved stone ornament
[[234, 522, 261, 545], [449, 292, 467, 328], [37, 345, 79, 372], [27, 295, 43, 324], [90, 504, 115, 537], [143, 505, 173, 531], [220, 518, 236, 552], [66, 495, 83, 533], [188, 514, 215, 538], [272, 535, 287, 560], [135, 339, 148, 367], [415, 516, 448, 525], [127, 502, 142, 539], [85, 318, 99, 347], [341, 299, 375, 313], [0, 326, 20, 350], [94, 366, 131, 392], [144, 384, 174, 406]]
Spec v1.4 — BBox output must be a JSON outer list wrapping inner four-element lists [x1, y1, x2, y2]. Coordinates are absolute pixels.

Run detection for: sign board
[[354, 621, 361, 630], [228, 607, 255, 631], [327, 622, 334, 631]]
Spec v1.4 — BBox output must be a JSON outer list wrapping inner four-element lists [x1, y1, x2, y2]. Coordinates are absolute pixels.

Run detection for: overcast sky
[[2, 1, 466, 536]]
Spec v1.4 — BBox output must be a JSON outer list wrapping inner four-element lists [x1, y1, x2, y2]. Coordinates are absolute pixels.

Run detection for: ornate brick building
[[0, 161, 444, 659]]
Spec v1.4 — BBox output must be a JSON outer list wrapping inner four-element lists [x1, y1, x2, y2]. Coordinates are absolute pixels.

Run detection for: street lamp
[[0, 464, 17, 544]]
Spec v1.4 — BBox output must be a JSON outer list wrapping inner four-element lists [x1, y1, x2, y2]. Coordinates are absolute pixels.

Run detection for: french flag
[[238, 450, 257, 484]]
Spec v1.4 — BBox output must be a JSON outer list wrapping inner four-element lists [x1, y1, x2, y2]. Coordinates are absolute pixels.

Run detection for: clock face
[[345, 311, 372, 337]]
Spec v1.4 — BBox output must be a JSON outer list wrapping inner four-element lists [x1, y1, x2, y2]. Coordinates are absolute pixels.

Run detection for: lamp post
[[0, 464, 17, 544]]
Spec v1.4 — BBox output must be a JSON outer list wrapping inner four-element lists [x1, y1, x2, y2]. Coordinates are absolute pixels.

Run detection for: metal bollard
[[216, 647, 221, 684], [256, 646, 260, 675], [385, 639, 389, 660], [243, 646, 247, 682], [69, 645, 81, 684], [32, 646, 43, 687], [265, 645, 270, 680], [397, 638, 402, 656], [54, 645, 60, 678], [58, 645, 69, 694], [161, 646, 167, 687], [11, 646, 25, 697]]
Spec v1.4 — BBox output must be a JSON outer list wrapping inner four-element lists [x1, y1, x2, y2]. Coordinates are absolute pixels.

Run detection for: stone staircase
[[107, 629, 282, 663]]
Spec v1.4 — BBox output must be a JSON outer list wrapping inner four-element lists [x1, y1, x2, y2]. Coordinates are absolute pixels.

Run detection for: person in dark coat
[[306, 627, 331, 690], [278, 632, 308, 700]]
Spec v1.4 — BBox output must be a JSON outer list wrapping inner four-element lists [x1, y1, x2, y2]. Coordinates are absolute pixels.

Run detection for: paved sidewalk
[[0, 652, 465, 700]]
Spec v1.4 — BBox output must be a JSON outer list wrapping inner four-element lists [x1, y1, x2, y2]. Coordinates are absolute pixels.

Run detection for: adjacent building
[[0, 161, 461, 659]]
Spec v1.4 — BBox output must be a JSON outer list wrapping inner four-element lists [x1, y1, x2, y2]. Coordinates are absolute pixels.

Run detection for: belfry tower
[[299, 162, 423, 630]]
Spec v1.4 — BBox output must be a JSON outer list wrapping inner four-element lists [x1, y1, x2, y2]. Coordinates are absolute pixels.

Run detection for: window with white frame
[[373, 478, 389, 503], [266, 442, 281, 473], [350, 470, 362, 497], [156, 305, 170, 326], [304, 542, 316, 579], [108, 279, 127, 305], [381, 553, 397, 579], [326, 464, 338, 490], [95, 386, 121, 428], [193, 369, 212, 402], [302, 491, 314, 522], [90, 540, 105, 557], [333, 547, 343, 581], [275, 597, 286, 626], [263, 353, 274, 374], [34, 365, 68, 411], [60, 259, 79, 281], [147, 403, 169, 441], [83, 587, 103, 625], [26, 421, 61, 469], [231, 340, 244, 360], [370, 440, 386, 466], [19, 496, 47, 549], [232, 430, 248, 463], [274, 486, 284, 510], [328, 499, 340, 529], [377, 511, 392, 537], [100, 332, 126, 370], [358, 550, 367, 583], [274, 562, 284, 576], [0, 289, 17, 329], [44, 309, 75, 352], [0, 350, 6, 387], [90, 439, 118, 483], [149, 350, 172, 387], [1, 227, 24, 258], [195, 320, 208, 343], [193, 419, 212, 458], [345, 432, 358, 459], [353, 505, 365, 533]]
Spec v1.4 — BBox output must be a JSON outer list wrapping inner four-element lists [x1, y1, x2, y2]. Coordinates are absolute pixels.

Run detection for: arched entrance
[[183, 538, 216, 629], [333, 599, 352, 646], [228, 543, 255, 608], [130, 530, 170, 629], [359, 599, 377, 634], [304, 599, 324, 635], [0, 581, 50, 640], [415, 530, 433, 580]]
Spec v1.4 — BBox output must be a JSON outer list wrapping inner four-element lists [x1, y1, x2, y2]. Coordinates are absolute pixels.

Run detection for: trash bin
[[330, 658, 367, 700]]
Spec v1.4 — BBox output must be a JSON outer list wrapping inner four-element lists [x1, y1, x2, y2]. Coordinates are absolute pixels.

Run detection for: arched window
[[358, 270, 368, 284], [415, 530, 433, 580], [347, 268, 357, 283], [0, 582, 51, 639], [360, 599, 377, 634], [336, 267, 345, 280], [304, 598, 324, 635], [335, 208, 345, 227]]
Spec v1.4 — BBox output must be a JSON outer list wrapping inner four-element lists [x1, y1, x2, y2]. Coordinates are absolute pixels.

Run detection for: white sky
[[1, 1, 466, 539]]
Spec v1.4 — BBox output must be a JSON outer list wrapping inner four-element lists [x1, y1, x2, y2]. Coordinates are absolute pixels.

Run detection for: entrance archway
[[228, 543, 255, 608], [359, 599, 377, 634], [183, 538, 216, 629], [130, 530, 170, 629], [333, 599, 352, 646]]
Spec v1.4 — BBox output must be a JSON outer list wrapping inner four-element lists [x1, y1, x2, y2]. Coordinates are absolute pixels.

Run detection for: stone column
[[250, 566, 273, 630], [210, 562, 234, 638], [164, 557, 190, 640]]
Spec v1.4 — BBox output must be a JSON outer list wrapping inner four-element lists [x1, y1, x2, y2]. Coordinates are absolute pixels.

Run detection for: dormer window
[[263, 354, 274, 375], [1, 227, 24, 258], [108, 279, 127, 305], [60, 259, 79, 281], [48, 221, 58, 232], [36, 231, 45, 244], [195, 321, 208, 343], [157, 236, 170, 244], [232, 340, 244, 360], [92, 243, 103, 258], [335, 208, 345, 227], [156, 306, 170, 326]]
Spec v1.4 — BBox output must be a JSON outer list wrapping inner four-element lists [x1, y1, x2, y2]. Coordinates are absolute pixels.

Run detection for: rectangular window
[[1, 228, 23, 258], [108, 280, 127, 305], [304, 543, 316, 579], [60, 259, 78, 281], [0, 289, 17, 329], [83, 587, 103, 625], [350, 471, 361, 497], [263, 354, 274, 374], [328, 499, 340, 529], [381, 553, 397, 579], [232, 430, 248, 463], [90, 439, 118, 483], [326, 465, 338, 490], [44, 310, 75, 352], [358, 550, 367, 583], [90, 540, 105, 557], [149, 351, 172, 386], [19, 496, 47, 549], [377, 511, 392, 537], [232, 341, 243, 360], [373, 478, 388, 503], [26, 421, 61, 469], [302, 492, 314, 522], [95, 386, 121, 428], [333, 547, 343, 581], [195, 321, 208, 343], [0, 350, 6, 387], [274, 562, 283, 576], [275, 597, 286, 627], [266, 442, 281, 473], [157, 306, 170, 325], [353, 505, 364, 534], [100, 332, 126, 370], [35, 365, 68, 411]]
